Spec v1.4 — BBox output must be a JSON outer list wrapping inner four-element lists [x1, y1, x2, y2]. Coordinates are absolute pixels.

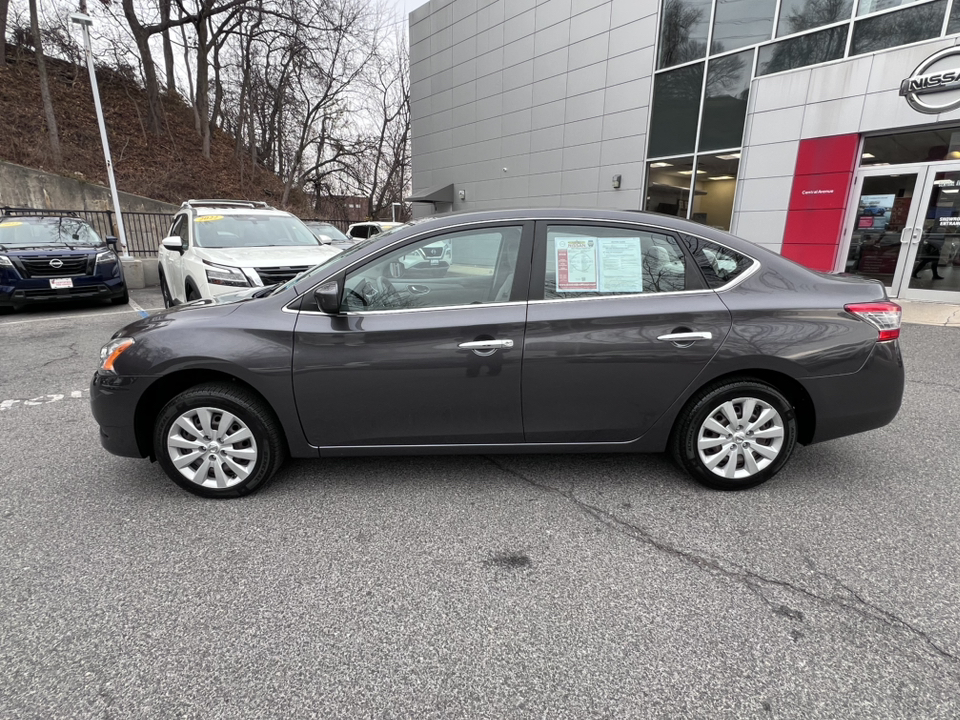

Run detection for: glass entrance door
[[898, 164, 960, 302], [843, 168, 926, 294]]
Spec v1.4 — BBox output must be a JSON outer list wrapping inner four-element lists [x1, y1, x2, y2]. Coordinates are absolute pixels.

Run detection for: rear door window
[[538, 225, 688, 300]]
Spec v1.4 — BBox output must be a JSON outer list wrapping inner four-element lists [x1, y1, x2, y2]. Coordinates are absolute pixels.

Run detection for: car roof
[[394, 208, 760, 252], [188, 206, 292, 218]]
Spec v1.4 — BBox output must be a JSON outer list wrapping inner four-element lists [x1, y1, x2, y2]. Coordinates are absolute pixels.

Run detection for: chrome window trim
[[529, 289, 715, 305], [285, 216, 762, 314], [295, 300, 528, 317]]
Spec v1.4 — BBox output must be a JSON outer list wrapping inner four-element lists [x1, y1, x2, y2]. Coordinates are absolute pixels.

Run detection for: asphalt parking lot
[[1, 289, 959, 719]]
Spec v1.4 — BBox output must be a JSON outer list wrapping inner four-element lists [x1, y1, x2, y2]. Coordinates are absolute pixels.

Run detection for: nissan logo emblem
[[900, 47, 960, 114], [49, 258, 64, 269]]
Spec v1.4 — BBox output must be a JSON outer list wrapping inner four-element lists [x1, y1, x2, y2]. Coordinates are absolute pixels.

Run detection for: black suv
[[0, 214, 128, 311]]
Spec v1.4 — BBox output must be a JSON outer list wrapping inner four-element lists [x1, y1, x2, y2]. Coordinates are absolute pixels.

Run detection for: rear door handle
[[657, 332, 713, 342], [458, 339, 514, 350]]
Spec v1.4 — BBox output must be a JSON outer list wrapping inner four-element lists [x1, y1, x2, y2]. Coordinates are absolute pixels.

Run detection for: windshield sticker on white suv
[[195, 215, 224, 223]]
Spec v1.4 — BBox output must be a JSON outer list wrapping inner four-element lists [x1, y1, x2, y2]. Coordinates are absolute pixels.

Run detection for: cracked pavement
[[1, 290, 959, 719]]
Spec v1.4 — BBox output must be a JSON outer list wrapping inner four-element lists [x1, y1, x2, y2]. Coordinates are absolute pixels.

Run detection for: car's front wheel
[[154, 382, 286, 498], [671, 379, 797, 490], [159, 270, 173, 308]]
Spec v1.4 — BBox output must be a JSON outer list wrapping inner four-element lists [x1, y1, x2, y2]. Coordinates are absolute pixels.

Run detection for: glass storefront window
[[649, 64, 705, 158], [700, 50, 752, 152], [861, 128, 960, 165], [645, 158, 696, 218], [948, 0, 960, 33], [858, 0, 925, 15], [757, 25, 847, 75], [851, 0, 946, 55], [711, 0, 776, 53], [846, 174, 918, 284], [690, 155, 741, 231], [658, 0, 714, 68], [776, 0, 853, 36]]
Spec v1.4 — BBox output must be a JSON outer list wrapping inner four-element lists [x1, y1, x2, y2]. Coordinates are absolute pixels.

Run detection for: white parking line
[[0, 307, 163, 328], [0, 389, 90, 412], [128, 298, 149, 318]]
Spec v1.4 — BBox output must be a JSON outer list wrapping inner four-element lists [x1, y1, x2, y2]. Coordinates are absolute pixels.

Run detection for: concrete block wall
[[410, 0, 658, 216]]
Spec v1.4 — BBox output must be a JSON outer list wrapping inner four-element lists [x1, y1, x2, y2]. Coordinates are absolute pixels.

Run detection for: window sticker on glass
[[556, 237, 599, 291], [597, 237, 643, 293], [555, 236, 645, 293]]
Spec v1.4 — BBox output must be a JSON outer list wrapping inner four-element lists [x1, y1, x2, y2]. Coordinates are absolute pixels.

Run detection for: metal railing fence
[[0, 206, 173, 257]]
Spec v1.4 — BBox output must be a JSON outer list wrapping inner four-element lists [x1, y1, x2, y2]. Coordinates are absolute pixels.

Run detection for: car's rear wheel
[[153, 382, 286, 498], [671, 379, 797, 490]]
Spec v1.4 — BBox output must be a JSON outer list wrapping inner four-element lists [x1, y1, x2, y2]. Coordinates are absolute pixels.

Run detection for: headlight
[[0, 255, 12, 266], [95, 250, 117, 265], [204, 261, 249, 287], [99, 337, 135, 374]]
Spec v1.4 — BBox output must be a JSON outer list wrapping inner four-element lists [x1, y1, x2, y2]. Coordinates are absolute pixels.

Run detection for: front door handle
[[657, 331, 713, 342], [458, 339, 514, 350]]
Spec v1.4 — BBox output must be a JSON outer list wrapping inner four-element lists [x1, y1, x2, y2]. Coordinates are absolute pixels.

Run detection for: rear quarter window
[[680, 234, 755, 289]]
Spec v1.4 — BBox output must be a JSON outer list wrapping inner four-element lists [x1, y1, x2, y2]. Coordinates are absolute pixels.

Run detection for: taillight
[[844, 302, 901, 341]]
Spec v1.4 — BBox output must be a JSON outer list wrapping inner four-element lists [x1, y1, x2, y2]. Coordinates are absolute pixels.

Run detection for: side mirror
[[106, 236, 119, 249], [313, 279, 341, 314], [161, 236, 185, 254]]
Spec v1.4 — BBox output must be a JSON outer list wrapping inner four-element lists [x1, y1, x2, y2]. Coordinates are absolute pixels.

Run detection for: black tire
[[111, 287, 129, 305], [159, 270, 173, 308], [670, 378, 798, 491], [185, 283, 200, 302], [153, 382, 286, 498]]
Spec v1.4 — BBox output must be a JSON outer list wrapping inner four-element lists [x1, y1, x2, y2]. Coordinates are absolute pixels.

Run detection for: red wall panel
[[794, 135, 860, 176], [782, 209, 847, 246], [781, 244, 839, 272], [782, 133, 859, 272]]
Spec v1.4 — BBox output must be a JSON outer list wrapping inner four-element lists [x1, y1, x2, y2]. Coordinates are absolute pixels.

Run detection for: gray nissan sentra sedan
[[91, 209, 904, 498]]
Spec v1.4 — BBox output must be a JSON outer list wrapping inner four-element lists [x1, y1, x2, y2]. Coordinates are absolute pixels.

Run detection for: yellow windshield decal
[[0, 221, 23, 228], [195, 215, 224, 223]]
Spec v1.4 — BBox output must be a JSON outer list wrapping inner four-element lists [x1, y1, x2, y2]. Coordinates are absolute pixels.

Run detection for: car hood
[[194, 245, 341, 268]]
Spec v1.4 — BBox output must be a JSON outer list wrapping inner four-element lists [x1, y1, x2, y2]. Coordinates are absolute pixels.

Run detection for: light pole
[[69, 10, 129, 257]]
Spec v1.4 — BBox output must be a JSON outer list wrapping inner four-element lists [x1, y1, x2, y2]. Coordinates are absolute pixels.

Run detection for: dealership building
[[408, 0, 960, 304]]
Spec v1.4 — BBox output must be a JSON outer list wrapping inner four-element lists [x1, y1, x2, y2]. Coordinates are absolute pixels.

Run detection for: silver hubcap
[[697, 397, 785, 480], [166, 407, 258, 489]]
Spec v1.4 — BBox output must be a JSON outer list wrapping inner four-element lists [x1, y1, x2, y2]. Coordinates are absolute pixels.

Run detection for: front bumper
[[90, 372, 150, 458], [800, 339, 905, 444], [0, 277, 126, 308]]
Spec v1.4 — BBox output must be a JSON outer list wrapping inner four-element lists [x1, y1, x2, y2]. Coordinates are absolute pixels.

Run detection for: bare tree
[[1, 0, 10, 55], [29, 0, 61, 167]]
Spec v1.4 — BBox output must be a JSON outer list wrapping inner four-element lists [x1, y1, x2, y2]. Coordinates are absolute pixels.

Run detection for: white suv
[[158, 200, 341, 306]]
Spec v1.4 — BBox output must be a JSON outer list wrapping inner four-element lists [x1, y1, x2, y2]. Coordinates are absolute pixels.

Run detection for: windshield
[[194, 214, 322, 249], [305, 223, 349, 242], [0, 217, 103, 247]]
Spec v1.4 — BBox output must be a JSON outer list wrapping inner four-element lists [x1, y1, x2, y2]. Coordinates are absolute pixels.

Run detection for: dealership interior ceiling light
[[715, 153, 740, 160], [677, 169, 707, 175], [708, 175, 735, 180], [862, 153, 875, 159], [942, 189, 959, 194], [650, 162, 673, 167]]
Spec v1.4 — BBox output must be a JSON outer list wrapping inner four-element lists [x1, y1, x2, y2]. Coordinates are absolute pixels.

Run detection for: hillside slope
[[1, 44, 310, 213]]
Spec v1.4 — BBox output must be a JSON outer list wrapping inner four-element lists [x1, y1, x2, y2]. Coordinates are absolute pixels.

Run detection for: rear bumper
[[0, 277, 126, 308], [801, 339, 904, 444]]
